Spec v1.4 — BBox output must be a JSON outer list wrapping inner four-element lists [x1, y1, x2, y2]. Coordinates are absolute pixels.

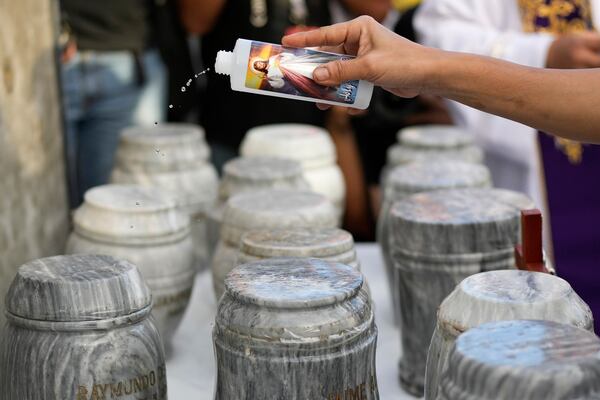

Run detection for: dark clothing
[[201, 0, 330, 151], [60, 0, 148, 52], [351, 6, 421, 184], [539, 134, 600, 333]]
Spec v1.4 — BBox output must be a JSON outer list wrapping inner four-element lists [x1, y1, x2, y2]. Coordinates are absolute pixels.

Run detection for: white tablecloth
[[166, 244, 414, 399]]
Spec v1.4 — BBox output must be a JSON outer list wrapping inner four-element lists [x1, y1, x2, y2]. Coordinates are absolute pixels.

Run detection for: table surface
[[166, 244, 415, 399]]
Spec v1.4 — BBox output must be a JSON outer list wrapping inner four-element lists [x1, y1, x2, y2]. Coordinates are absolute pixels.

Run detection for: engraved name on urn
[[213, 258, 379, 399], [66, 184, 195, 350], [390, 188, 534, 396], [0, 254, 167, 400]]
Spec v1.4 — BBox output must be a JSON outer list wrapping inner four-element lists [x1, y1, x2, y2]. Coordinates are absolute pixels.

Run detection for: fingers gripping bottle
[[215, 39, 373, 109]]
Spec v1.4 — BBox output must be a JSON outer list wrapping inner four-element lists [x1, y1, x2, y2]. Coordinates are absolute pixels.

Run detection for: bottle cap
[[215, 51, 234, 75]]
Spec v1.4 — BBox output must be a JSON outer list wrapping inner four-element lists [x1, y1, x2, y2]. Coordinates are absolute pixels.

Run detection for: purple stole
[[519, 0, 600, 331]]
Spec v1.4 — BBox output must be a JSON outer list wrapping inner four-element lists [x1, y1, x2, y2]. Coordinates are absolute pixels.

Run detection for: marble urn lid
[[398, 125, 474, 149], [219, 157, 307, 200], [441, 320, 600, 399], [240, 228, 354, 259], [220, 258, 370, 342], [6, 254, 151, 322], [241, 124, 336, 165], [116, 123, 210, 171], [386, 161, 491, 197], [221, 190, 337, 242], [73, 184, 190, 244], [439, 270, 594, 333], [391, 188, 534, 255]]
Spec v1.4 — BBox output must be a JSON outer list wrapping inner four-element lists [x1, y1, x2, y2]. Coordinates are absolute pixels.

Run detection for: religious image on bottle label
[[245, 41, 358, 104]]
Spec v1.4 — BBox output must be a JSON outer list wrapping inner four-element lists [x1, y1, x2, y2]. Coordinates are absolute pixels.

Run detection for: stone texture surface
[[426, 270, 594, 400], [111, 123, 218, 271], [67, 185, 195, 349], [207, 156, 308, 261], [0, 0, 69, 332], [377, 161, 491, 325], [240, 124, 346, 218], [211, 190, 338, 299], [390, 188, 534, 396], [382, 125, 484, 184], [438, 320, 600, 400], [214, 258, 379, 399], [0, 255, 167, 399], [237, 228, 359, 269]]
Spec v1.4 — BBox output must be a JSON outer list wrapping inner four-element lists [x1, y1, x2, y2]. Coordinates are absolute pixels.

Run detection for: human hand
[[282, 16, 440, 101], [546, 31, 600, 69]]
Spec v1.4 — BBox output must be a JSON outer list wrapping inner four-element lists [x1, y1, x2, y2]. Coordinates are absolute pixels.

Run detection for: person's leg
[[76, 52, 141, 199], [60, 54, 85, 207], [132, 49, 168, 126]]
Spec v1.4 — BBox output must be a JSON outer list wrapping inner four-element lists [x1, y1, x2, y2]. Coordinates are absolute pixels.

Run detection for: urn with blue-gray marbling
[[438, 320, 600, 400], [425, 270, 594, 400], [377, 160, 492, 325], [211, 189, 338, 299], [206, 156, 309, 261], [382, 125, 484, 185], [66, 184, 195, 349], [0, 254, 167, 400], [111, 123, 218, 272], [213, 257, 379, 399], [390, 188, 534, 396]]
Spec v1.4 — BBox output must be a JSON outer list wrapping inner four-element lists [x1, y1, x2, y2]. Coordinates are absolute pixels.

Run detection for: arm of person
[[338, 0, 391, 22], [414, 0, 554, 67], [177, 0, 226, 35], [282, 16, 600, 143]]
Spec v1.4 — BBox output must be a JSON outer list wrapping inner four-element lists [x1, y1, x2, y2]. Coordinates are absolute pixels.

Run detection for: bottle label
[[245, 41, 359, 104]]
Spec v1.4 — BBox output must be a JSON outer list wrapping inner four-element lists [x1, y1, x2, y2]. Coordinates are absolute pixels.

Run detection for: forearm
[[430, 52, 600, 143], [178, 0, 225, 35]]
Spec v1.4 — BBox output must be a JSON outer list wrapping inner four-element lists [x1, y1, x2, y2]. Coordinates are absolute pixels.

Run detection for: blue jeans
[[61, 49, 166, 207]]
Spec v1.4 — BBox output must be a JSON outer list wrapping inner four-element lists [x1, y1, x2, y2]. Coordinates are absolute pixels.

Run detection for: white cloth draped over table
[[414, 0, 600, 248]]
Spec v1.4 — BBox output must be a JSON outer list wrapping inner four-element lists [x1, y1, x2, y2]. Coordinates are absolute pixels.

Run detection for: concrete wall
[[0, 0, 69, 327]]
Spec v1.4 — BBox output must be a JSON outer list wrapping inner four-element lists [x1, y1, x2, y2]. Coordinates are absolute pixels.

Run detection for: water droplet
[[169, 104, 173, 109], [154, 122, 158, 125], [181, 87, 186, 92]]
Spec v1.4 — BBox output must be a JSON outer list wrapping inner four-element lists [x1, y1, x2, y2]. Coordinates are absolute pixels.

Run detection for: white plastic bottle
[[215, 39, 373, 109]]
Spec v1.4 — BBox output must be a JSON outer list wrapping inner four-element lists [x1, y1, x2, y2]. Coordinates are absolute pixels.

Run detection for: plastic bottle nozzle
[[215, 51, 234, 75]]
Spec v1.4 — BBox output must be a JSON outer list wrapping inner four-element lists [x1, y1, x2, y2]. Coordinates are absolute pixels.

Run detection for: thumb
[[313, 58, 366, 86]]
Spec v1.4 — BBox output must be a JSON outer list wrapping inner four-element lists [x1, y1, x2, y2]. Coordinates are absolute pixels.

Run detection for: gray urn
[[377, 160, 492, 325], [206, 156, 309, 261], [382, 125, 484, 185], [390, 188, 534, 396], [426, 270, 594, 400], [213, 257, 379, 399], [66, 184, 195, 350], [211, 189, 338, 299], [111, 123, 218, 272], [0, 254, 167, 400], [438, 320, 600, 400]]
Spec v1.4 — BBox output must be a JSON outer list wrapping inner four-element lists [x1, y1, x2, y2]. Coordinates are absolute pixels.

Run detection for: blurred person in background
[[348, 0, 452, 223], [179, 0, 392, 240], [414, 0, 600, 327], [60, 0, 192, 208]]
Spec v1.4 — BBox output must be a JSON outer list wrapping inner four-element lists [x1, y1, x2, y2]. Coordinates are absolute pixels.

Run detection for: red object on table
[[515, 209, 548, 273]]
